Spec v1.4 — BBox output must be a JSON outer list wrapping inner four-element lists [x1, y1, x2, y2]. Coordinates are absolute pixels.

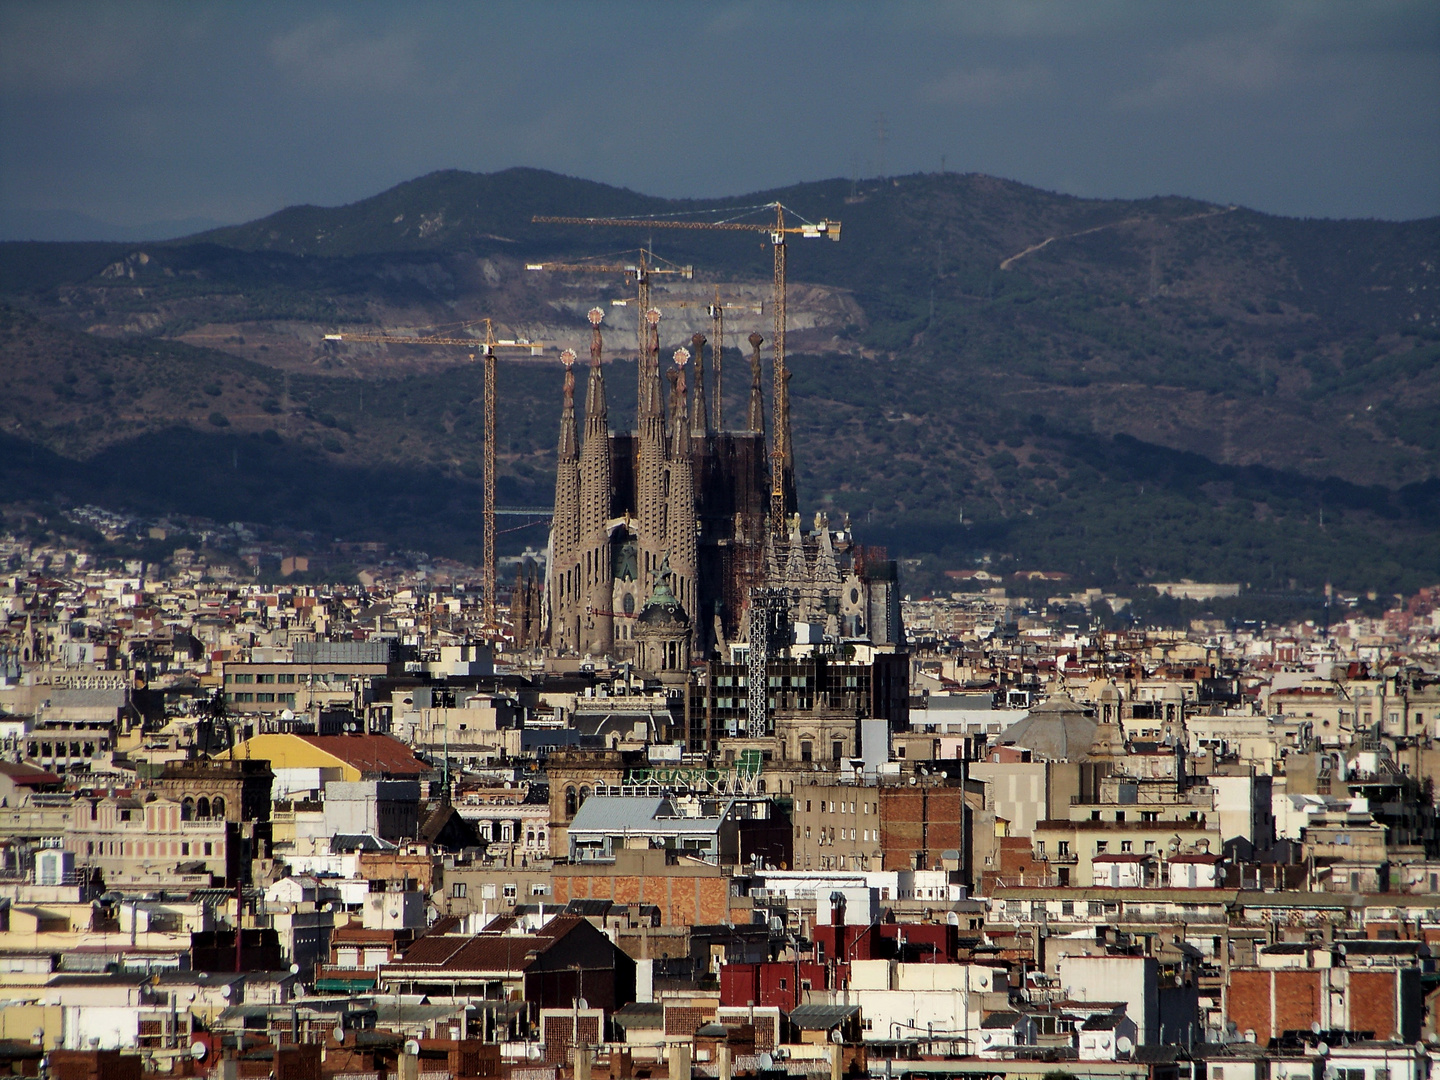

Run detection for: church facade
[[545, 307, 901, 662]]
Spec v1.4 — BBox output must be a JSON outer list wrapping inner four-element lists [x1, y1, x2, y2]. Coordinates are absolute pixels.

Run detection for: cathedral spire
[[557, 349, 578, 463], [637, 308, 668, 591], [671, 348, 692, 458], [584, 307, 608, 430], [577, 307, 614, 655], [548, 347, 582, 651], [665, 348, 698, 632], [690, 332, 710, 438], [747, 332, 766, 435]]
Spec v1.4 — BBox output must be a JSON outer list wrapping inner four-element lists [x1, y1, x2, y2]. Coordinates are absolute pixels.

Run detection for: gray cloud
[[0, 0, 1435, 237]]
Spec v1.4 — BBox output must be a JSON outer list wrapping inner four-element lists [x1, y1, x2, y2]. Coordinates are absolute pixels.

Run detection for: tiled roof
[[389, 917, 587, 975], [298, 734, 429, 776]]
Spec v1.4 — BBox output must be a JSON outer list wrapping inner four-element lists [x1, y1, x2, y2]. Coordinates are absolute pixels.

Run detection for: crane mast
[[324, 320, 547, 630], [770, 204, 787, 534]]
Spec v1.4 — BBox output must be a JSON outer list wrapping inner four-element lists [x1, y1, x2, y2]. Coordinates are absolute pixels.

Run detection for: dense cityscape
[[4, 4, 1438, 1079], [0, 315, 1437, 1080]]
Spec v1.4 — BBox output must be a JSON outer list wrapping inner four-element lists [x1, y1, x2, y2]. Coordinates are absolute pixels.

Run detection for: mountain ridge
[[1, 167, 1438, 596]]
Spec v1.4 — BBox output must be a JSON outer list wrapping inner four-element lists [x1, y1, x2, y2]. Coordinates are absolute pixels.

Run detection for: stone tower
[[636, 308, 667, 598], [577, 308, 613, 656], [666, 348, 698, 629], [549, 349, 580, 651]]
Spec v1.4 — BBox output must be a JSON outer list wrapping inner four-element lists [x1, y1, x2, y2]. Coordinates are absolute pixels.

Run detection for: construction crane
[[323, 319, 547, 631], [525, 248, 692, 406], [533, 204, 840, 533]]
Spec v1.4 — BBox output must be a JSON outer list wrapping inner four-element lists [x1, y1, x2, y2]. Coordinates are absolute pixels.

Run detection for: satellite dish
[[190, 1041, 208, 1062], [289, 963, 300, 975], [1311, 1022, 1322, 1035], [576, 997, 588, 1010], [1117, 1036, 1133, 1054], [404, 1039, 421, 1057], [758, 1053, 774, 1071], [219, 984, 232, 998], [1317, 1043, 1329, 1056], [281, 709, 294, 721], [830, 1030, 843, 1044], [332, 1026, 345, 1044]]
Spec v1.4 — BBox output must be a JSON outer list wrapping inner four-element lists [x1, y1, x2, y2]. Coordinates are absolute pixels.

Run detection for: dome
[[636, 564, 690, 630]]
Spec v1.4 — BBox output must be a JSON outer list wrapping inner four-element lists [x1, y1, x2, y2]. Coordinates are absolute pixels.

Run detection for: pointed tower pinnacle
[[547, 347, 581, 650], [747, 332, 766, 435], [579, 307, 614, 655], [690, 332, 710, 437], [551, 347, 580, 566], [666, 347, 697, 625], [637, 308, 668, 589], [671, 348, 691, 458]]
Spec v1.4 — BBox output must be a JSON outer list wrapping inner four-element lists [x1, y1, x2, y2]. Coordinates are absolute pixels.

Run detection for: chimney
[[667, 1043, 692, 1080]]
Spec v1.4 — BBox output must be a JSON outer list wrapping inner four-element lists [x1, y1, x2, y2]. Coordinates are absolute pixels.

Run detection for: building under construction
[[545, 308, 901, 662]]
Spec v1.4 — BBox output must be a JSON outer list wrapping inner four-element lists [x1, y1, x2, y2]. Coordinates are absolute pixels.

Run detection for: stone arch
[[210, 796, 225, 819], [196, 797, 211, 819]]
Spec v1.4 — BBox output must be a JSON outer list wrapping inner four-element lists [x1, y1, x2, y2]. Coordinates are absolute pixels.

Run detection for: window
[[1057, 841, 1069, 856], [452, 882, 467, 898], [801, 741, 813, 763], [1096, 841, 1108, 854], [1121, 841, 1133, 853], [257, 674, 275, 684], [211, 797, 225, 818]]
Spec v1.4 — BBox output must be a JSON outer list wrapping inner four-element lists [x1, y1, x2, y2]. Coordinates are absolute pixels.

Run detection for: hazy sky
[[2, 0, 1437, 237]]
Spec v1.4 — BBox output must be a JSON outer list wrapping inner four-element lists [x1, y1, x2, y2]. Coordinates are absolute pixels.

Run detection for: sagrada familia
[[544, 306, 901, 663]]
